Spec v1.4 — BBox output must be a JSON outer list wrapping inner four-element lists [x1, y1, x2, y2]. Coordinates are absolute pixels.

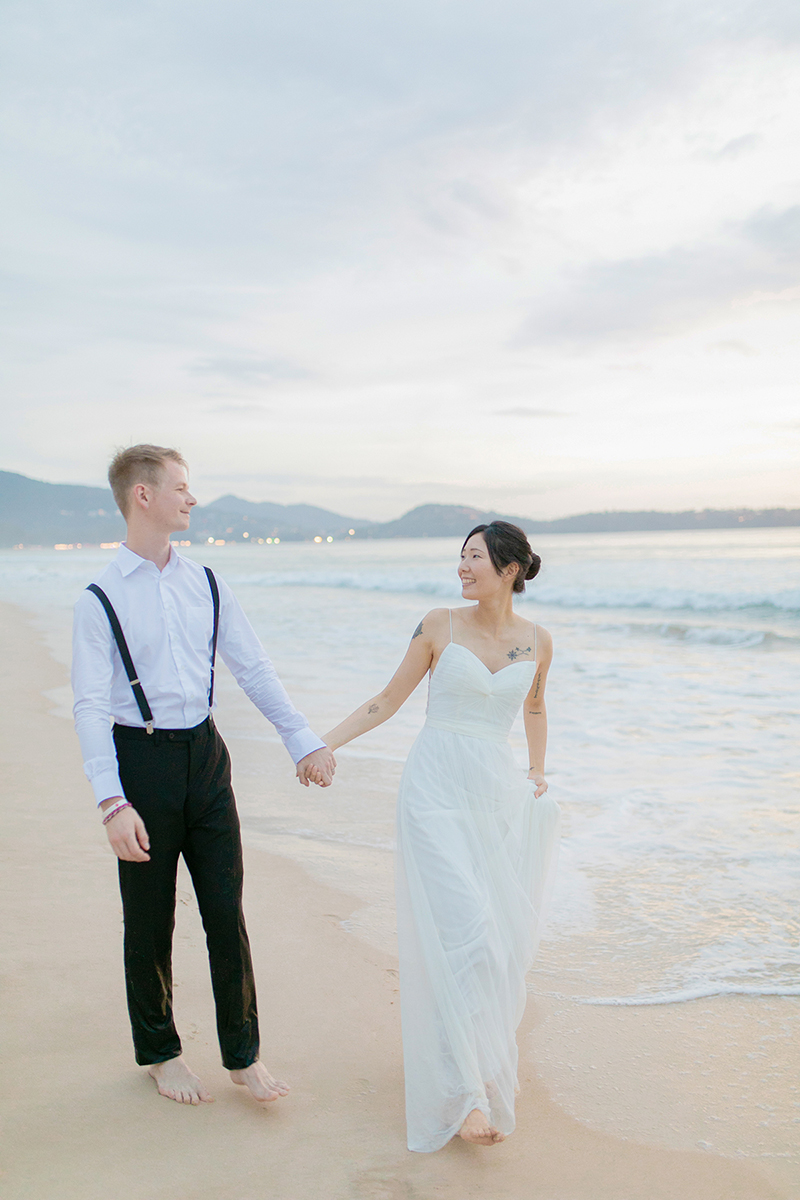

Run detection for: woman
[[323, 521, 560, 1152]]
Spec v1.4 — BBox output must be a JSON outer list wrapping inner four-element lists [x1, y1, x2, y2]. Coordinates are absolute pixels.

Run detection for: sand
[[0, 600, 795, 1200]]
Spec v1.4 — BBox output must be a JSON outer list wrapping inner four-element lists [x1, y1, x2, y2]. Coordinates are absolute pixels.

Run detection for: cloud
[[203, 402, 271, 416], [191, 356, 314, 385], [708, 133, 762, 160], [494, 406, 566, 417], [513, 203, 800, 345], [706, 340, 759, 355]]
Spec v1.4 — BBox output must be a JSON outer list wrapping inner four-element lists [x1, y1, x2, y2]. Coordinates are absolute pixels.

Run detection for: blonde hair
[[108, 444, 187, 518]]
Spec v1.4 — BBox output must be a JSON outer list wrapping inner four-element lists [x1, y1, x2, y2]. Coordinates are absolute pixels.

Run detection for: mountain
[[355, 504, 522, 538], [0, 472, 371, 545], [518, 508, 800, 534], [197, 494, 373, 540], [0, 471, 125, 546], [1, 470, 798, 547], [355, 503, 800, 539]]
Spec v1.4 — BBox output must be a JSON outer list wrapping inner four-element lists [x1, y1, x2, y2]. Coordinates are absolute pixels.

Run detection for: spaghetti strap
[[448, 609, 453, 644], [533, 622, 537, 662]]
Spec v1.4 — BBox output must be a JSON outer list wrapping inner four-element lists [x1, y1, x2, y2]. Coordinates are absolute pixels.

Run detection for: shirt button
[[168, 733, 175, 740]]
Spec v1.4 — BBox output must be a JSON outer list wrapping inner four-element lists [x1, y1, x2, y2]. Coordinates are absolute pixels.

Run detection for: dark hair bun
[[525, 554, 541, 581], [461, 521, 541, 594]]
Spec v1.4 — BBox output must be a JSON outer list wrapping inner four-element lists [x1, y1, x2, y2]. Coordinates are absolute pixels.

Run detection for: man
[[72, 444, 336, 1105]]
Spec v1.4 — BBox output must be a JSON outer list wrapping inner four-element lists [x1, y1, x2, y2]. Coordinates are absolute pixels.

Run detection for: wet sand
[[0, 601, 793, 1200]]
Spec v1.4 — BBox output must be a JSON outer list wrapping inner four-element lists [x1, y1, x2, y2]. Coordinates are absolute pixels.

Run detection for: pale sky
[[2, 0, 799, 521]]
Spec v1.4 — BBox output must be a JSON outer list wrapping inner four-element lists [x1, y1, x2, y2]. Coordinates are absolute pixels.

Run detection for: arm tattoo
[[527, 709, 543, 715], [368, 703, 379, 714], [411, 621, 424, 640], [533, 672, 542, 698], [507, 645, 531, 661]]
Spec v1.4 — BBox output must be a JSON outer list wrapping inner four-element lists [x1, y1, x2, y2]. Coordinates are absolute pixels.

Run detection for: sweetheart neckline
[[440, 640, 537, 678]]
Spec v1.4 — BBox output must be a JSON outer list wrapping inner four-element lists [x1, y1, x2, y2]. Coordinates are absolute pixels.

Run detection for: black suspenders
[[87, 566, 220, 734], [204, 565, 220, 710]]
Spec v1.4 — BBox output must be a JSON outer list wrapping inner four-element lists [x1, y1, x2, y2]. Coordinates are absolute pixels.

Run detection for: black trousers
[[113, 718, 259, 1070]]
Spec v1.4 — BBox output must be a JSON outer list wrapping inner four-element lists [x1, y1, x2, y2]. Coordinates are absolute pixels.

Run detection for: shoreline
[[0, 598, 795, 1198]]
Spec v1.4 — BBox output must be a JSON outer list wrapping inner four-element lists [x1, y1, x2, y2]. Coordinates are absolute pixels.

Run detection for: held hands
[[527, 770, 548, 799], [101, 798, 151, 862], [296, 746, 337, 788]]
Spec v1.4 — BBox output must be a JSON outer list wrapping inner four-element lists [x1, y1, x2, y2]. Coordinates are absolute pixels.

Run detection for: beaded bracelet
[[102, 800, 132, 825]]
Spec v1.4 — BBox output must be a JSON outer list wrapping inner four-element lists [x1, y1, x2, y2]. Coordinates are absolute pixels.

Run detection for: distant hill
[[357, 503, 800, 539], [0, 471, 124, 546], [356, 504, 522, 538], [1, 470, 798, 547], [0, 472, 370, 545], [196, 494, 373, 541]]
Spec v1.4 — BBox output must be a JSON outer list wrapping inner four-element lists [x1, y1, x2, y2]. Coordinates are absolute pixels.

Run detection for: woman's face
[[459, 533, 516, 599]]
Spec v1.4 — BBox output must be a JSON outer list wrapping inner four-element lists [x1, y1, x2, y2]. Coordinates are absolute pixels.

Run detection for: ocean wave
[[653, 624, 793, 648], [533, 983, 800, 1005], [227, 570, 800, 614], [532, 585, 800, 614], [247, 823, 394, 852], [575, 983, 800, 1005], [227, 570, 460, 597]]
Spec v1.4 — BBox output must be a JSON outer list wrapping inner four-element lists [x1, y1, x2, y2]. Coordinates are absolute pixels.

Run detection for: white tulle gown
[[395, 614, 560, 1152]]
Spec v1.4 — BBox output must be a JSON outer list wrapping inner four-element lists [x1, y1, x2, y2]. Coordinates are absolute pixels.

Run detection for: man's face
[[144, 460, 197, 533]]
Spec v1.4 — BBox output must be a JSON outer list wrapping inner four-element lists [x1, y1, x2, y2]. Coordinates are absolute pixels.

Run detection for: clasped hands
[[296, 746, 337, 788]]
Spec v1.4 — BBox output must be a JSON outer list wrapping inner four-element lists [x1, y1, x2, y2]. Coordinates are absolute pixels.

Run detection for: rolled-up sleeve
[[215, 579, 326, 764], [72, 591, 125, 805]]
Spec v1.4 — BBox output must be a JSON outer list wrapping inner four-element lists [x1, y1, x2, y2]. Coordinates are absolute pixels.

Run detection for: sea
[[2, 528, 798, 1010]]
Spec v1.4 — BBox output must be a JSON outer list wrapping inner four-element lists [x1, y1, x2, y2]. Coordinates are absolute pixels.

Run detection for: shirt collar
[[115, 542, 179, 577]]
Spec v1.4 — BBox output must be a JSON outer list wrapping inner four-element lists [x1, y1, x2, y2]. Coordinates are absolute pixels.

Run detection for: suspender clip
[[146, 721, 154, 735]]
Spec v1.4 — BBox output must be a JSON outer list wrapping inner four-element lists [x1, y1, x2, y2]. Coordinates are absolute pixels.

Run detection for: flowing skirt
[[396, 724, 560, 1152]]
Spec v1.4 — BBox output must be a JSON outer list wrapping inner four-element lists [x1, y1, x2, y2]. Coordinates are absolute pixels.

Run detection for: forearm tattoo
[[411, 621, 424, 640], [527, 709, 543, 715], [533, 672, 542, 698], [368, 703, 379, 714], [507, 645, 531, 661]]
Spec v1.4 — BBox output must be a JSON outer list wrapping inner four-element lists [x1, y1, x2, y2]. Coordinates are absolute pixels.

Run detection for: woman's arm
[[523, 626, 553, 798], [323, 610, 446, 751]]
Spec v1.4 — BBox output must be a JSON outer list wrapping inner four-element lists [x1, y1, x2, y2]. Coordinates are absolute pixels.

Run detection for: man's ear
[[131, 483, 151, 510]]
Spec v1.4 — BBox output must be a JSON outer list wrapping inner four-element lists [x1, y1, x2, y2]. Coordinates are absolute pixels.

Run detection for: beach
[[1, 531, 798, 1198]]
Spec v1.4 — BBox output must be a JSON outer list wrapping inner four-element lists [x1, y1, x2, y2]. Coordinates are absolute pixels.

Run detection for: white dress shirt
[[72, 543, 326, 804]]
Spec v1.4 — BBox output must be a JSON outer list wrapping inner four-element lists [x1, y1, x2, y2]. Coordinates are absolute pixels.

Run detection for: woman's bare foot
[[148, 1056, 213, 1105], [229, 1060, 290, 1103], [459, 1108, 505, 1145]]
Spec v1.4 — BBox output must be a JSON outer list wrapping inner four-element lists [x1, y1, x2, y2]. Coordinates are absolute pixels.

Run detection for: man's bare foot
[[148, 1056, 213, 1105], [459, 1108, 505, 1145], [230, 1060, 290, 1103]]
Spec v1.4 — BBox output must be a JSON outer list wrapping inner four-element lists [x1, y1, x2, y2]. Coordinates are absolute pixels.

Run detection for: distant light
[[273, 537, 280, 544], [215, 539, 225, 546], [326, 536, 333, 542], [13, 543, 23, 550], [54, 544, 73, 550], [243, 531, 249, 538], [314, 536, 323, 543], [266, 538, 272, 543], [100, 542, 119, 550], [348, 529, 355, 536], [207, 536, 214, 543], [258, 538, 264, 544], [76, 543, 82, 549]]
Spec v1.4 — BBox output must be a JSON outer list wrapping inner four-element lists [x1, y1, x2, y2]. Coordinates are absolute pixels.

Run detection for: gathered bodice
[[425, 642, 536, 743]]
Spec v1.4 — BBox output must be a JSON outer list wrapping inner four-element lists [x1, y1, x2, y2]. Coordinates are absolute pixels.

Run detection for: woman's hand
[[527, 770, 548, 799]]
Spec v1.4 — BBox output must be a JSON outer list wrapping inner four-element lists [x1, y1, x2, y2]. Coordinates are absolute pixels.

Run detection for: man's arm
[[72, 591, 127, 805], [72, 592, 151, 859], [214, 579, 334, 784]]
